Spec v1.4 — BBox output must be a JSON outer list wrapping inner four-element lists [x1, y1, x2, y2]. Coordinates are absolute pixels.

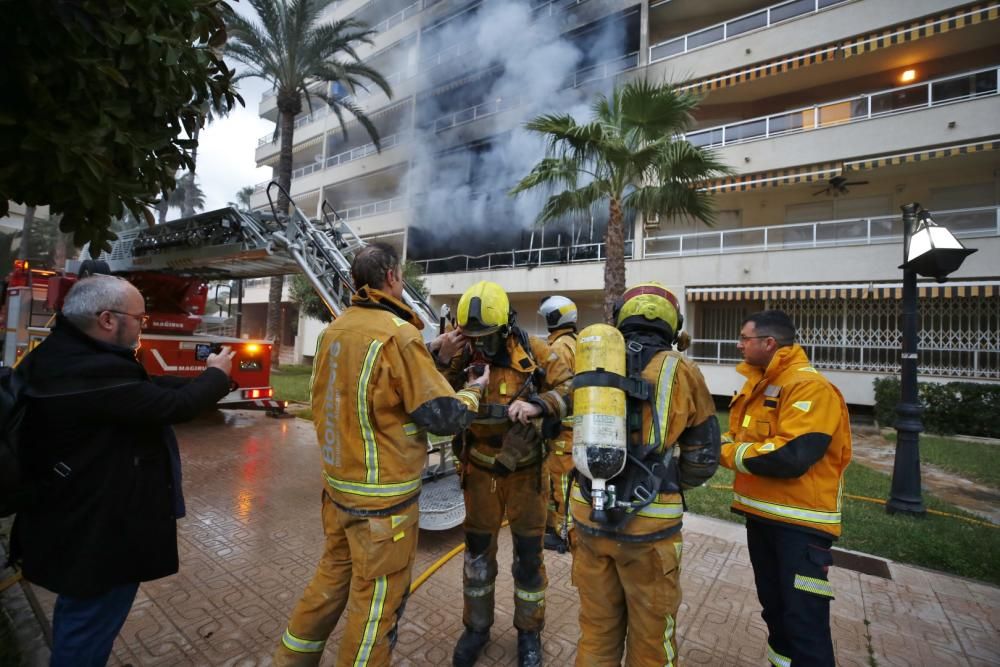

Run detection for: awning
[[687, 281, 998, 302], [844, 139, 1000, 173], [681, 2, 999, 94], [700, 162, 841, 194], [841, 2, 1000, 58]]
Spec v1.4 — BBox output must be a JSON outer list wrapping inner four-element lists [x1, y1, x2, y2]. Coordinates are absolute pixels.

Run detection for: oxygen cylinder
[[572, 323, 627, 523]]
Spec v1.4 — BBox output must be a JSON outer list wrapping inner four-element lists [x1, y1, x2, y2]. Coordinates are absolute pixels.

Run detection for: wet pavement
[[3, 410, 999, 666]]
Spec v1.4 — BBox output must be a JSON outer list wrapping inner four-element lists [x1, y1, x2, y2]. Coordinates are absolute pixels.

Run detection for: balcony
[[686, 66, 1000, 150], [414, 239, 635, 274], [336, 195, 409, 221], [649, 0, 850, 64], [432, 96, 521, 132], [643, 206, 999, 258]]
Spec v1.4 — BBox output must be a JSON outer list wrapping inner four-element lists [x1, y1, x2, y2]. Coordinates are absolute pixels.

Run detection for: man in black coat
[[10, 274, 234, 666]]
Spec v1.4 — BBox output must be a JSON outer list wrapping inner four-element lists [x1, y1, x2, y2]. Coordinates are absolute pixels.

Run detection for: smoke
[[406, 0, 630, 261]]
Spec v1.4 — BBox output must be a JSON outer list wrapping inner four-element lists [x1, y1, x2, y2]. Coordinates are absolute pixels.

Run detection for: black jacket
[[10, 316, 230, 596]]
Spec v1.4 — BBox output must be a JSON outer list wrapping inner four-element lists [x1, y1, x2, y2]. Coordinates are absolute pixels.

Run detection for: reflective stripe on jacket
[[547, 328, 577, 453], [571, 350, 717, 539], [720, 345, 852, 538], [311, 288, 480, 512]]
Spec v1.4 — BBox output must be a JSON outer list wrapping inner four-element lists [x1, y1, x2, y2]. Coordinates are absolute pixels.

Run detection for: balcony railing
[[685, 66, 1000, 150], [644, 206, 999, 258], [433, 96, 521, 132], [415, 241, 634, 274], [572, 51, 639, 88], [325, 130, 409, 169], [649, 0, 850, 63], [371, 0, 423, 35], [336, 195, 408, 221]]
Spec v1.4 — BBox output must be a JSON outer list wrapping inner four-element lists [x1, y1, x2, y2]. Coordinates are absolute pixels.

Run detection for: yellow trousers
[[461, 463, 547, 632], [572, 530, 683, 667], [274, 491, 419, 667], [544, 448, 575, 538]]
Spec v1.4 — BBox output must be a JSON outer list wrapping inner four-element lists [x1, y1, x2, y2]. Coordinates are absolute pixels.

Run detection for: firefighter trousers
[[746, 519, 835, 667], [572, 529, 683, 667], [273, 491, 420, 667], [544, 448, 575, 538], [461, 463, 547, 633]]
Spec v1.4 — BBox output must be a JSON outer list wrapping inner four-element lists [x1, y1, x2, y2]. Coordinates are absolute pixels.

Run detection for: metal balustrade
[[644, 206, 999, 258], [433, 96, 520, 132], [572, 52, 639, 88], [336, 196, 408, 221], [415, 241, 634, 274], [649, 0, 850, 63], [325, 130, 408, 169], [685, 67, 1000, 150]]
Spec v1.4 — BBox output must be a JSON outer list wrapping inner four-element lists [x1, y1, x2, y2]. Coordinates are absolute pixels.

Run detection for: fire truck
[[1, 184, 464, 529]]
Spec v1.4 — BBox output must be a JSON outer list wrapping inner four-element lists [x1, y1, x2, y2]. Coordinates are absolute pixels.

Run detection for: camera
[[195, 342, 224, 361]]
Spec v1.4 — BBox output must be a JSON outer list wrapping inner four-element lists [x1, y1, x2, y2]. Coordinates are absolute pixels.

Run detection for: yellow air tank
[[573, 323, 627, 523]]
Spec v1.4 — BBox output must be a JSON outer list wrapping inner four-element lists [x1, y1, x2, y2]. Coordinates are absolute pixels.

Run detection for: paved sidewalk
[[3, 410, 999, 665]]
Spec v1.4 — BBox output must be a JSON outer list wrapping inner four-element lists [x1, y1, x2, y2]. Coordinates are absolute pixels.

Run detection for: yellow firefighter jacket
[[571, 350, 718, 539], [547, 328, 577, 453], [311, 287, 482, 513], [448, 330, 572, 468], [721, 344, 852, 538]]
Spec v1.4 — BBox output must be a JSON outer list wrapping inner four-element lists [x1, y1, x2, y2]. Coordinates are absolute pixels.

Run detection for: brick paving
[[3, 410, 999, 666]]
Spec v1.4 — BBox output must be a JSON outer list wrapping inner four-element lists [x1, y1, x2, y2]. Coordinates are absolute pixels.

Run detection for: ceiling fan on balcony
[[813, 175, 869, 197]]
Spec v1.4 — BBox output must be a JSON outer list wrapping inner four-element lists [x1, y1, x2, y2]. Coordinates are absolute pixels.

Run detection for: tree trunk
[[182, 126, 201, 218], [265, 105, 298, 368], [602, 196, 627, 323]]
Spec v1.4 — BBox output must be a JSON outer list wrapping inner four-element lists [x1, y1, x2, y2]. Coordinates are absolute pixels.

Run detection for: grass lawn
[[269, 364, 313, 404], [687, 464, 1000, 586], [884, 432, 1000, 489]]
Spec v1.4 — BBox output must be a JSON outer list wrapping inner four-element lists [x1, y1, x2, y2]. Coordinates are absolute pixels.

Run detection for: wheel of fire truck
[[78, 259, 110, 277]]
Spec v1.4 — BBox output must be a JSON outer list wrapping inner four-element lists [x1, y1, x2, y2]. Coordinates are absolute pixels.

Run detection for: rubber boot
[[543, 527, 567, 553], [453, 626, 490, 667], [517, 630, 543, 667]]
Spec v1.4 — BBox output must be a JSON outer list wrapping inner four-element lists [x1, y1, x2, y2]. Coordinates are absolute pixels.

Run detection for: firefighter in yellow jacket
[[571, 283, 720, 667], [537, 295, 578, 553], [720, 309, 851, 667], [274, 243, 489, 667], [443, 281, 572, 667]]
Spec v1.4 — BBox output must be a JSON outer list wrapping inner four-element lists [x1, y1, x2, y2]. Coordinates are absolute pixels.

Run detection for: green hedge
[[873, 377, 1000, 438]]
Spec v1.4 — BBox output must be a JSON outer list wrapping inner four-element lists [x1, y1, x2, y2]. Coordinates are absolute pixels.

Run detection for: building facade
[[249, 0, 1000, 405]]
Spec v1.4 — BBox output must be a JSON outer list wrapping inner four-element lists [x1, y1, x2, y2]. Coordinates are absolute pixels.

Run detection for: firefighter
[[571, 283, 720, 667], [274, 243, 489, 667], [537, 295, 578, 553], [444, 281, 572, 667], [720, 310, 851, 667]]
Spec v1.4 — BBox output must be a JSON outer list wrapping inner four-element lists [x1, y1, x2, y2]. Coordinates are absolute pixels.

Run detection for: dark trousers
[[51, 582, 139, 667], [746, 519, 835, 667]]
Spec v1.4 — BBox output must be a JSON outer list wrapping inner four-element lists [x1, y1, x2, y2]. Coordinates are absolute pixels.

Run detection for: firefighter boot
[[517, 630, 543, 667], [452, 627, 490, 667], [543, 527, 567, 553]]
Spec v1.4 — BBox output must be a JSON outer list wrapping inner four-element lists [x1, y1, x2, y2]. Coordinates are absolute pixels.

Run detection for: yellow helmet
[[616, 282, 682, 332], [457, 281, 510, 336]]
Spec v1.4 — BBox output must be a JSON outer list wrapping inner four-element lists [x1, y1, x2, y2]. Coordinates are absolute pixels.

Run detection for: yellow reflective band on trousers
[[324, 471, 421, 498], [357, 340, 384, 484], [735, 442, 754, 474], [635, 500, 683, 520], [663, 614, 676, 666], [768, 643, 791, 667], [735, 493, 842, 526], [455, 388, 481, 411], [515, 587, 545, 603], [794, 574, 834, 598], [281, 628, 325, 654], [649, 356, 679, 450], [353, 575, 387, 666], [465, 583, 495, 597]]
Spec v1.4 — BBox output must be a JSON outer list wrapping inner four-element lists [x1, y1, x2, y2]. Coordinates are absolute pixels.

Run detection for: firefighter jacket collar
[[351, 287, 423, 330], [736, 344, 810, 385]]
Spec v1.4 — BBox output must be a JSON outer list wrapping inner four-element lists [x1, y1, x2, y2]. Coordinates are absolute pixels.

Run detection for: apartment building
[[248, 0, 1000, 404]]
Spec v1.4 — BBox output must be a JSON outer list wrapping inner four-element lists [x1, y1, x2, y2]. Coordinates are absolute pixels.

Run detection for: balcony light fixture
[[899, 69, 917, 83]]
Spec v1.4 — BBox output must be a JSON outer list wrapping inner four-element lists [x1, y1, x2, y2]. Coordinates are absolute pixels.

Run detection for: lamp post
[[886, 203, 976, 516]]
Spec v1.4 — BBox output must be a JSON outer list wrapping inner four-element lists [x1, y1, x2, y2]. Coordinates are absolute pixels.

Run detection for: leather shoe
[[453, 627, 489, 667], [517, 630, 543, 667]]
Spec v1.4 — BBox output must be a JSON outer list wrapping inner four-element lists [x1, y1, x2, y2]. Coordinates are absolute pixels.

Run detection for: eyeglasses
[[738, 334, 772, 343], [99, 310, 150, 326]]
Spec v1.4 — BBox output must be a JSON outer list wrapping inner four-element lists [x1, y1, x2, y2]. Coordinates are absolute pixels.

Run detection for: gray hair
[[61, 275, 133, 330]]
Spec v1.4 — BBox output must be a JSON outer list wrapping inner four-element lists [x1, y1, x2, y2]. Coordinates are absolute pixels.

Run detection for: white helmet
[[538, 295, 577, 330]]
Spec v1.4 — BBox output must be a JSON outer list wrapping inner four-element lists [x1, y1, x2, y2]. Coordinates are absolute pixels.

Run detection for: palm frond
[[509, 157, 581, 196], [535, 181, 608, 225]]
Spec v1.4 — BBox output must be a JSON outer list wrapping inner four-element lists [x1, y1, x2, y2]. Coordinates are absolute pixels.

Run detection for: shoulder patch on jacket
[[793, 400, 812, 413], [764, 384, 781, 398], [391, 316, 407, 327], [800, 366, 819, 374]]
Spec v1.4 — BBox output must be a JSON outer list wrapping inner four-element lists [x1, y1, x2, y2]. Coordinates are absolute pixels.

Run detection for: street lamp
[[886, 203, 976, 516]]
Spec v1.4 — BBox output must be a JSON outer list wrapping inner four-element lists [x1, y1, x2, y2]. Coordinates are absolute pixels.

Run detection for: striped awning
[[681, 2, 999, 94], [844, 139, 1000, 173], [841, 2, 1000, 58], [687, 281, 998, 302], [700, 162, 841, 194]]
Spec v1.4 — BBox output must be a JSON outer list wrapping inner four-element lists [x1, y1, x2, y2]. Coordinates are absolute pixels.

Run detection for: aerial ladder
[[70, 183, 464, 530]]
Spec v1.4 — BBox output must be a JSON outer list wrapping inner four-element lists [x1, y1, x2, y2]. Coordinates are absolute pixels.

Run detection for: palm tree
[[511, 80, 730, 322], [225, 0, 392, 367], [157, 173, 207, 223], [230, 185, 256, 212]]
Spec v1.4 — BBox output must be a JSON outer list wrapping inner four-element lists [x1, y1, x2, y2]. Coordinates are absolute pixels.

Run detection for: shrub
[[872, 377, 1000, 438]]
